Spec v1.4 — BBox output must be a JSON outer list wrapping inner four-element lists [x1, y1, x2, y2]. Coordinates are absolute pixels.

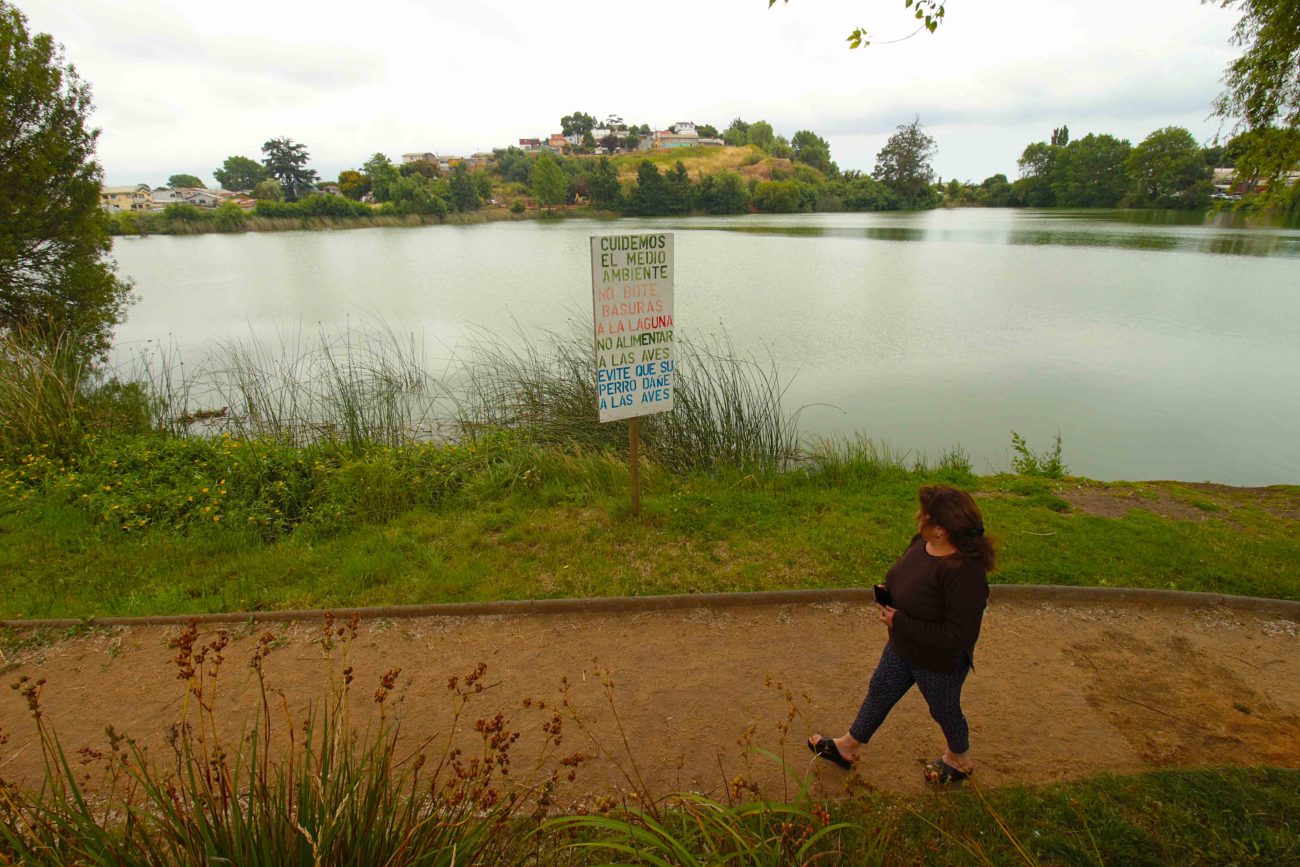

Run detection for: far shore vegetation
[[104, 118, 1300, 240]]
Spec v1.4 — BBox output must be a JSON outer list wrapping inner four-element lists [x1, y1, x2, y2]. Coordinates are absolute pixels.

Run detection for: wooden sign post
[[590, 232, 674, 517]]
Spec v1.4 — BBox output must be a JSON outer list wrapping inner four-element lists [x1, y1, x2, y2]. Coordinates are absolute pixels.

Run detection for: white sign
[[591, 232, 675, 423]]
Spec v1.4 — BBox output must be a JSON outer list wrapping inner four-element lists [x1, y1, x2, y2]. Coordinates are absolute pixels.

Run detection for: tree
[[752, 179, 807, 213], [791, 129, 836, 175], [1050, 125, 1070, 147], [0, 2, 132, 359], [1127, 126, 1211, 207], [628, 161, 669, 216], [398, 159, 440, 180], [696, 123, 720, 139], [471, 169, 493, 201], [696, 170, 750, 214], [1050, 133, 1132, 207], [449, 163, 480, 212], [586, 157, 622, 210], [560, 111, 596, 138], [260, 137, 318, 201], [599, 132, 622, 152], [1205, 1, 1299, 212], [664, 162, 693, 214], [980, 173, 1014, 207], [362, 153, 399, 202], [872, 117, 938, 209], [168, 173, 204, 188], [1211, 0, 1299, 133], [337, 169, 368, 200], [723, 118, 750, 147], [213, 155, 267, 191], [622, 131, 641, 151], [1015, 140, 1060, 206], [251, 178, 282, 201], [747, 120, 776, 151], [531, 153, 567, 209], [581, 131, 597, 152]]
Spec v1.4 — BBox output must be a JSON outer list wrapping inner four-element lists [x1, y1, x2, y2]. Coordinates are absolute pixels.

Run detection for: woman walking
[[808, 484, 994, 783]]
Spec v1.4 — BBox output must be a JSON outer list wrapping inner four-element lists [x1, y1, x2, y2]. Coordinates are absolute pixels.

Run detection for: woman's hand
[[878, 605, 897, 627]]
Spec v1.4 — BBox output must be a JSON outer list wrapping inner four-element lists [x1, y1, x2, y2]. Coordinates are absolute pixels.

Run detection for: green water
[[110, 209, 1300, 485]]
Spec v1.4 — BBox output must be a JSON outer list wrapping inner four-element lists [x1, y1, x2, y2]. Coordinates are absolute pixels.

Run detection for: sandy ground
[[2, 598, 1298, 804]]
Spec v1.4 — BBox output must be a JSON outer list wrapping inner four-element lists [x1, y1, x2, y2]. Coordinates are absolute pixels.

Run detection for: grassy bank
[[2, 437, 1298, 620], [1, 323, 1297, 621]]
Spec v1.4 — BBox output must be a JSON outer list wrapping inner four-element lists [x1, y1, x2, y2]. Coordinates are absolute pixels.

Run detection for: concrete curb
[[2, 585, 1297, 631]]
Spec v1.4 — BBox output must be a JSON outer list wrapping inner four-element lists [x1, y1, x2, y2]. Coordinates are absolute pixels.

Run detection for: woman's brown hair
[[919, 484, 996, 572]]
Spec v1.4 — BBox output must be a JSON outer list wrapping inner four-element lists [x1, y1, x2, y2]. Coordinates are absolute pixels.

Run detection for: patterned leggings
[[849, 643, 972, 753]]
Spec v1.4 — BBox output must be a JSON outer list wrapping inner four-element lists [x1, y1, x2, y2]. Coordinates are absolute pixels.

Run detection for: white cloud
[[19, 0, 1243, 186]]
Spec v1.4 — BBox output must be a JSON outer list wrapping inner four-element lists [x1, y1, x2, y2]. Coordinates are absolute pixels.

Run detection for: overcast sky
[[24, 0, 1242, 187]]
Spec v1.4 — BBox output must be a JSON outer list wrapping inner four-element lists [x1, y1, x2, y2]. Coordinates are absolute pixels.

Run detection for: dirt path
[[2, 598, 1298, 803]]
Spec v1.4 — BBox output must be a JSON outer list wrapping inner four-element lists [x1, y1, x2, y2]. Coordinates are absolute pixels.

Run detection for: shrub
[[1010, 430, 1068, 478]]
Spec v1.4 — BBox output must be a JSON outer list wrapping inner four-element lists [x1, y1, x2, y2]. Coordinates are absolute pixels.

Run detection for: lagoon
[[109, 209, 1300, 486]]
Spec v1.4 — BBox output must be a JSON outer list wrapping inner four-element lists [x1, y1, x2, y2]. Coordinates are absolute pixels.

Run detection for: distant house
[[99, 183, 153, 211], [654, 123, 700, 149], [182, 188, 220, 208], [519, 138, 543, 151], [320, 183, 341, 196], [402, 152, 438, 164], [150, 187, 181, 207], [549, 133, 567, 150]]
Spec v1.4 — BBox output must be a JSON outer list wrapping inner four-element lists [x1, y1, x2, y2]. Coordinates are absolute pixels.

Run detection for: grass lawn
[[3, 453, 1297, 620]]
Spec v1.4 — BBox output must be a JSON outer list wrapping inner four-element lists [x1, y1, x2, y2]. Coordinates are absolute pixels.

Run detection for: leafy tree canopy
[[531, 153, 567, 209], [560, 111, 597, 138], [261, 137, 318, 202], [251, 178, 282, 201], [872, 117, 938, 208], [167, 173, 204, 188], [1210, 0, 1299, 132], [213, 155, 267, 191], [0, 1, 132, 359], [337, 169, 368, 200], [1127, 126, 1210, 207], [791, 129, 837, 175], [449, 163, 480, 212]]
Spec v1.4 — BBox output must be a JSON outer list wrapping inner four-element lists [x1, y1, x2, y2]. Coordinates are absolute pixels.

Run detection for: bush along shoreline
[[2, 325, 1297, 621]]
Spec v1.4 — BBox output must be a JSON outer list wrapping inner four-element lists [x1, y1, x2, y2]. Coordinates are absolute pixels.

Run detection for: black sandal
[[807, 736, 854, 770], [923, 758, 972, 784]]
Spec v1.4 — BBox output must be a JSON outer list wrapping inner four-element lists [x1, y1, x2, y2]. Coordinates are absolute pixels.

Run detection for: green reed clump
[[803, 435, 975, 488], [206, 322, 448, 453], [455, 327, 798, 473]]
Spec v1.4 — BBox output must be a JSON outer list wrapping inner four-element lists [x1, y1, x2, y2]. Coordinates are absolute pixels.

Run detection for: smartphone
[[873, 584, 893, 607]]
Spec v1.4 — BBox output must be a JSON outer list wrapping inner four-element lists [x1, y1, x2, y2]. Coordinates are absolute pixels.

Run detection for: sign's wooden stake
[[629, 416, 640, 517]]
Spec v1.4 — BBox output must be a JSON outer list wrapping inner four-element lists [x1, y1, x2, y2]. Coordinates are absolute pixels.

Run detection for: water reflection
[[688, 212, 1300, 258]]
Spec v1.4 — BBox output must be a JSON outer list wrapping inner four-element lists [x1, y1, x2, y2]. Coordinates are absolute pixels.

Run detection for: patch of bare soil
[[1061, 486, 1209, 521], [2, 600, 1298, 804]]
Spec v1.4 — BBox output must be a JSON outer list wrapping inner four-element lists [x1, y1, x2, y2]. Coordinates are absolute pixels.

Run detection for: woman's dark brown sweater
[[885, 535, 989, 673]]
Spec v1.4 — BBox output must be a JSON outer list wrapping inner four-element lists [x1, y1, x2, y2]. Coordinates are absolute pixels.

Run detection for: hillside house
[[99, 184, 153, 211], [402, 152, 438, 163]]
